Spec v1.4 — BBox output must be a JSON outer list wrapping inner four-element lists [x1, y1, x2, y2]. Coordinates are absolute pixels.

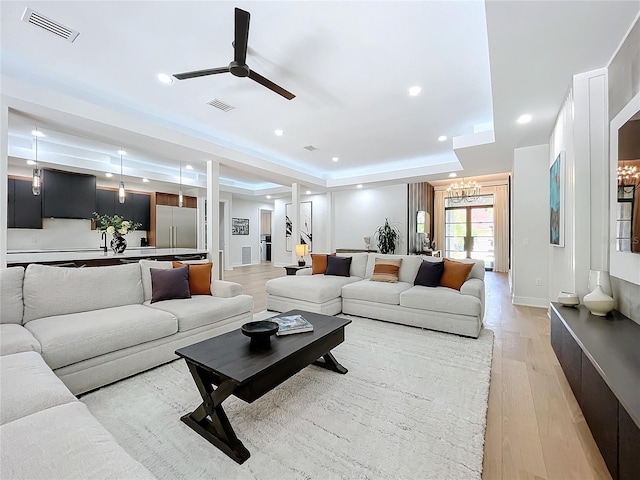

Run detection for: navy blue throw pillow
[[150, 265, 191, 303], [414, 260, 445, 287], [325, 255, 352, 277]]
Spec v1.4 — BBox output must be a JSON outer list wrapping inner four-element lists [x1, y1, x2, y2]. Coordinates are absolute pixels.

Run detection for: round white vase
[[583, 285, 615, 317]]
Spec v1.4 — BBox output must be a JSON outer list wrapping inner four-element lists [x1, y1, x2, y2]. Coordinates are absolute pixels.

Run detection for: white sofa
[[0, 260, 254, 479], [266, 253, 485, 338]]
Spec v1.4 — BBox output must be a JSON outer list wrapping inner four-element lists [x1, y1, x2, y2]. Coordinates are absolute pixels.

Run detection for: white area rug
[[82, 315, 493, 479]]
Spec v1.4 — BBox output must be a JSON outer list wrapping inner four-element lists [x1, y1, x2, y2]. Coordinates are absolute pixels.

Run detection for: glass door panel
[[444, 201, 495, 269]]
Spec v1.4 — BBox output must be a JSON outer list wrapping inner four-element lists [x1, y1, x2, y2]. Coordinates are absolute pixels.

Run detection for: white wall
[[228, 197, 273, 266], [512, 144, 550, 307], [332, 184, 408, 254]]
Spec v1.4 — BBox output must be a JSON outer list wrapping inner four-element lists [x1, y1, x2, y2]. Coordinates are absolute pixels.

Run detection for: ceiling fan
[[173, 8, 295, 100]]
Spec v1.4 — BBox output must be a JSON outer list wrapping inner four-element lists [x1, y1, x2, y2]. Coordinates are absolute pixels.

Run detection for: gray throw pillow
[[150, 265, 191, 303], [325, 255, 352, 277]]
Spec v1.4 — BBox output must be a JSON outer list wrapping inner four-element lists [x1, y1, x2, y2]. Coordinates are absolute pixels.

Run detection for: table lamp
[[295, 244, 309, 266]]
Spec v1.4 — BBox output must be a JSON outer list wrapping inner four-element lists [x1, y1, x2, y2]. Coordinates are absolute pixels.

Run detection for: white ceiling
[[1, 1, 638, 197]]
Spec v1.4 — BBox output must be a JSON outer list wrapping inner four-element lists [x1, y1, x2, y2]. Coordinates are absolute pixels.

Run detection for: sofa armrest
[[211, 280, 243, 298], [296, 268, 313, 276], [460, 278, 485, 319]]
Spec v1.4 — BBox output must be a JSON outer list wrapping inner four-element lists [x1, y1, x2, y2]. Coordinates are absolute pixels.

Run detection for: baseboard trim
[[512, 296, 549, 308]]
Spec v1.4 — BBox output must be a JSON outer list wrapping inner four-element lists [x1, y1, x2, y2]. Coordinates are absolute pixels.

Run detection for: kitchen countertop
[[6, 248, 208, 265]]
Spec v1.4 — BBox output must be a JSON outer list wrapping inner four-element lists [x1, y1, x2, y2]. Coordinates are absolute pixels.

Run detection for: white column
[[196, 192, 206, 250], [0, 96, 9, 268], [291, 182, 300, 265], [207, 160, 220, 279], [326, 191, 334, 253]]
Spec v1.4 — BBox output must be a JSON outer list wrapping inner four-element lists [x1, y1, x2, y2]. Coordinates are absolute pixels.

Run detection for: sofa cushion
[[266, 275, 360, 304], [22, 263, 144, 323], [440, 259, 475, 291], [0, 351, 76, 425], [147, 294, 253, 332], [0, 266, 24, 324], [325, 255, 352, 277], [151, 266, 191, 303], [311, 253, 333, 274], [400, 286, 482, 317], [364, 254, 422, 284], [0, 402, 155, 480], [24, 305, 178, 370], [139, 259, 174, 302], [337, 252, 368, 278], [0, 324, 41, 356], [414, 260, 445, 287], [371, 257, 402, 283], [341, 279, 413, 305], [173, 261, 213, 295]]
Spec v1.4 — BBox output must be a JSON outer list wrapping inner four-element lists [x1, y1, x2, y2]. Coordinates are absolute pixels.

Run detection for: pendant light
[[178, 161, 184, 207], [118, 149, 126, 204], [32, 128, 42, 196]]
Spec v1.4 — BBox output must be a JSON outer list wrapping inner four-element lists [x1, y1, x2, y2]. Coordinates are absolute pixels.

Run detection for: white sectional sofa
[[0, 260, 254, 479], [266, 253, 485, 338]]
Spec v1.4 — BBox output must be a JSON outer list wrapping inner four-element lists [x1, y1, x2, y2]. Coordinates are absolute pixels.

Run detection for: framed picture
[[231, 218, 249, 235], [550, 152, 564, 246], [285, 201, 312, 252]]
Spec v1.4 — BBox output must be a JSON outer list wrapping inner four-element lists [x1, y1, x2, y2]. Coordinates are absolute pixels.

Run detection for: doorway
[[259, 209, 272, 263], [444, 194, 494, 269]]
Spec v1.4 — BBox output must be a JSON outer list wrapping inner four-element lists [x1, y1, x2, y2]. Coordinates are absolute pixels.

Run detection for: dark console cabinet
[[550, 304, 640, 480], [7, 178, 43, 229]]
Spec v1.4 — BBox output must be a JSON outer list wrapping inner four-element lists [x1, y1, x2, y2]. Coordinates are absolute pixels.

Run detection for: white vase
[[583, 285, 615, 317], [588, 270, 612, 297]]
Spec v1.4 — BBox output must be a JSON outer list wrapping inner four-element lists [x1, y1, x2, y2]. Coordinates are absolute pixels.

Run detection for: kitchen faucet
[[100, 231, 108, 254]]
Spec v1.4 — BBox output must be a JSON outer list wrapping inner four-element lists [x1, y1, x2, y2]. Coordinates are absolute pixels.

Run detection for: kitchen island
[[6, 248, 209, 268]]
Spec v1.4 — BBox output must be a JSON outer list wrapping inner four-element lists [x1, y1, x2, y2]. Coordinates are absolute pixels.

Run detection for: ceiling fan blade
[[173, 67, 230, 80], [234, 8, 250, 65], [248, 70, 296, 100]]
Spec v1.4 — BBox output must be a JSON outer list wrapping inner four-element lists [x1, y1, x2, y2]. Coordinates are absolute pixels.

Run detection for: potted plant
[[94, 213, 141, 254], [374, 218, 400, 254]]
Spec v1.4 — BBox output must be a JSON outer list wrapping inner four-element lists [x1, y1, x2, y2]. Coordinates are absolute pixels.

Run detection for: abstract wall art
[[550, 152, 564, 247]]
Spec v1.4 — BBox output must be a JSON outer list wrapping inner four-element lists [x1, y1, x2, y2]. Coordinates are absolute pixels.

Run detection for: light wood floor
[[224, 262, 610, 480]]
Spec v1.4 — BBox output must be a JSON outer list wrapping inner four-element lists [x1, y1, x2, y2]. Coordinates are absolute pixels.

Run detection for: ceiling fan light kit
[[173, 8, 295, 100]]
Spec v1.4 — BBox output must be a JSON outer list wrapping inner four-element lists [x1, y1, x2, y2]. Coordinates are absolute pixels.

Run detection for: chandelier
[[617, 164, 639, 186], [446, 179, 481, 203]]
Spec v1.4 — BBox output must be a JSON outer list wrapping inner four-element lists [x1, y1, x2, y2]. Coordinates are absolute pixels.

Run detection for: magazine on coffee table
[[271, 314, 314, 336]]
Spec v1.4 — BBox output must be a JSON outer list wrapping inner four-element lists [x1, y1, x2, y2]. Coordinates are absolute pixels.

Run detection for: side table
[[284, 265, 311, 275]]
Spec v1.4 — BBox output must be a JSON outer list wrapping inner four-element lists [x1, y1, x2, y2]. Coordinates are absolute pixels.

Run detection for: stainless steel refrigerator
[[155, 205, 197, 248]]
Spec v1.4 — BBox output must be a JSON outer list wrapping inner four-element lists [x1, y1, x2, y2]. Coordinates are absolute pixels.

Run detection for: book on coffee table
[[271, 314, 314, 336]]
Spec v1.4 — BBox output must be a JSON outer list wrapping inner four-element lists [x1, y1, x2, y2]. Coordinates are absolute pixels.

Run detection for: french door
[[444, 195, 494, 269]]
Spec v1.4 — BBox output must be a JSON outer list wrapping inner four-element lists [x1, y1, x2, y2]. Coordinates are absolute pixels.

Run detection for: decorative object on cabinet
[[374, 218, 400, 254], [295, 244, 308, 266], [93, 213, 142, 254], [557, 291, 580, 307], [588, 270, 613, 297], [583, 286, 615, 317], [550, 151, 565, 246], [363, 236, 372, 251], [285, 201, 312, 252], [231, 218, 249, 235]]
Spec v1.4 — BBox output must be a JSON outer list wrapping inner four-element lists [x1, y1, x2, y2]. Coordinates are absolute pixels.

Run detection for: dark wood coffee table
[[175, 310, 351, 464]]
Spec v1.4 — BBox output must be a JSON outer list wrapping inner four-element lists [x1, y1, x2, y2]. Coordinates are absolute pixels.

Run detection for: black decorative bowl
[[241, 320, 279, 349]]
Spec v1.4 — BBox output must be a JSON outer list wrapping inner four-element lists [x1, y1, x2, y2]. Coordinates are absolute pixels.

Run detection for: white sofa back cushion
[[139, 260, 174, 302], [364, 254, 423, 284], [0, 267, 25, 324], [22, 264, 144, 323], [336, 253, 368, 278]]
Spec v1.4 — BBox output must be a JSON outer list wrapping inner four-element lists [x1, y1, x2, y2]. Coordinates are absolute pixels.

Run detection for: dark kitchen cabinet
[[42, 169, 96, 219], [7, 178, 42, 229], [96, 189, 115, 217], [132, 193, 150, 231], [95, 188, 150, 232], [113, 192, 133, 221]]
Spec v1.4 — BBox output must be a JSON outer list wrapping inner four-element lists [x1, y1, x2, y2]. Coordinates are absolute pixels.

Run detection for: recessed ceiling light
[[332, 157, 339, 162], [408, 86, 422, 96], [157, 73, 173, 84], [185, 165, 193, 170], [105, 173, 113, 178], [517, 114, 532, 124], [266, 195, 272, 199], [448, 172, 457, 178], [142, 178, 150, 183], [357, 184, 363, 189], [31, 129, 45, 137], [117, 150, 127, 155], [305, 190, 311, 195], [274, 129, 284, 136], [26, 160, 36, 166], [438, 135, 447, 142]]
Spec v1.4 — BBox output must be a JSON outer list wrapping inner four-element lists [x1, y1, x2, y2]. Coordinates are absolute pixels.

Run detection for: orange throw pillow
[[311, 253, 335, 274], [173, 261, 213, 295], [440, 258, 474, 291]]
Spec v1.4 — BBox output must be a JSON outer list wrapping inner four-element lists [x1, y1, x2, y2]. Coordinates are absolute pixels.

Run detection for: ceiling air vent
[[21, 8, 79, 43], [303, 145, 318, 152], [207, 99, 235, 112]]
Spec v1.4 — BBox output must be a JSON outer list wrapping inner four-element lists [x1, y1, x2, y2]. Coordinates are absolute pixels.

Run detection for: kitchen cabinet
[[132, 194, 150, 231], [42, 169, 96, 219], [7, 178, 43, 229], [95, 189, 150, 231]]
